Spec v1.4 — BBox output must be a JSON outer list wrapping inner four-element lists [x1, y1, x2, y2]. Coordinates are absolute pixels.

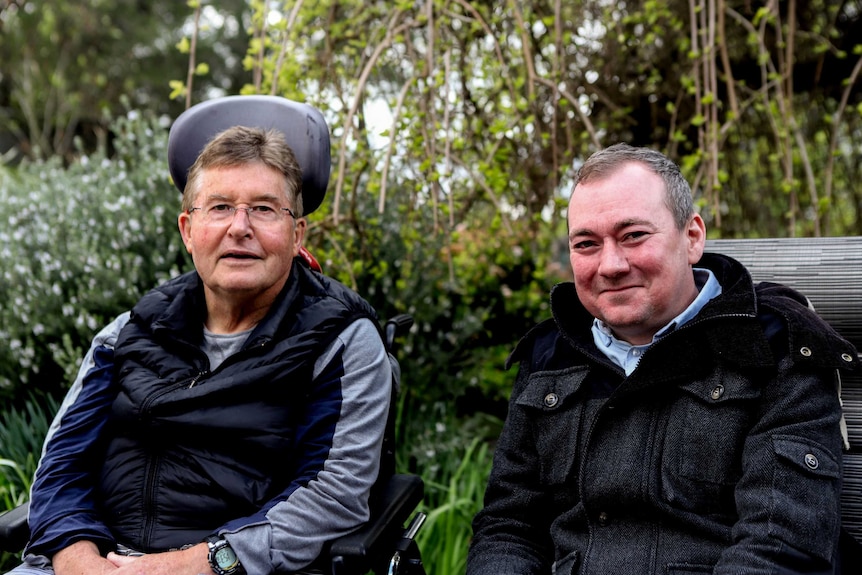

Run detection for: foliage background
[[1, 1, 861, 573]]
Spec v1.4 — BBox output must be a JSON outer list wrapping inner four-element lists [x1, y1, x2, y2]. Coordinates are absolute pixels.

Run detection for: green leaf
[[175, 36, 190, 54], [168, 80, 186, 100]]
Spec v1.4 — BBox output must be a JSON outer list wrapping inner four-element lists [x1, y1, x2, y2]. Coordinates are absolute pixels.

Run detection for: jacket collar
[[148, 257, 314, 349], [540, 252, 778, 376]]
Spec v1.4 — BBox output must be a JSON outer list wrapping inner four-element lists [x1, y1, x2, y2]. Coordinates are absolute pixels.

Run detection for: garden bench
[[705, 236, 862, 550]]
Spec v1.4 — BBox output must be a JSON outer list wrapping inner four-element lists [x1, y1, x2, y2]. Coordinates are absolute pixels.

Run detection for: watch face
[[215, 544, 238, 569]]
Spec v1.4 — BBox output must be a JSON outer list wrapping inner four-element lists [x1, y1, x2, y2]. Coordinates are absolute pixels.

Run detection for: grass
[[0, 393, 59, 570], [0, 393, 58, 502], [414, 438, 492, 575], [394, 395, 500, 575]]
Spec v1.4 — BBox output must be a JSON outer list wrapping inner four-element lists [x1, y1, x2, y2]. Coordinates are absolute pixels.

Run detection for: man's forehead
[[567, 175, 670, 238], [197, 165, 286, 192], [199, 190, 283, 203], [569, 164, 665, 205]]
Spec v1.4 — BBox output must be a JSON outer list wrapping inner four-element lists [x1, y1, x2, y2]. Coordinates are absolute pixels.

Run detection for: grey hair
[[182, 126, 304, 217], [574, 143, 694, 230]]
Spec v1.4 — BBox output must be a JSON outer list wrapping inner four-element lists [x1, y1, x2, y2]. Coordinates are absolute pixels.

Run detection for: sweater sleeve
[[24, 312, 130, 559], [223, 317, 392, 574]]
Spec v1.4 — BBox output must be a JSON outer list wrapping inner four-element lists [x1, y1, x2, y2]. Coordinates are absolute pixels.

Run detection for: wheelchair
[[0, 95, 427, 575]]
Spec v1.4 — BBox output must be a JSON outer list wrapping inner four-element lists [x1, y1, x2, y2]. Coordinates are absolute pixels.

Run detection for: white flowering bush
[[0, 111, 191, 400]]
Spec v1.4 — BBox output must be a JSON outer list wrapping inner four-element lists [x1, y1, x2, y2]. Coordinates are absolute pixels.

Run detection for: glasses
[[188, 204, 297, 226]]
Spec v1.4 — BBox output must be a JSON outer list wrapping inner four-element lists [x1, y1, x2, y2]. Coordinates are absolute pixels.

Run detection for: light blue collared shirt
[[591, 268, 722, 375]]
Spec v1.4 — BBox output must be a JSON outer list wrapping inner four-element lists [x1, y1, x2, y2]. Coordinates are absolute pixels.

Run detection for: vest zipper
[[134, 337, 271, 544], [187, 337, 271, 388], [187, 370, 209, 388], [141, 452, 161, 549]]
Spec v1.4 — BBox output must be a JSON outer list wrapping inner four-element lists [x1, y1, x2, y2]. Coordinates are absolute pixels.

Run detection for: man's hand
[[106, 543, 214, 575], [52, 540, 117, 575]]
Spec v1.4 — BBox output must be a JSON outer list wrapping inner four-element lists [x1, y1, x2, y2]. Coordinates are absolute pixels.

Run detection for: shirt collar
[[591, 268, 722, 373]]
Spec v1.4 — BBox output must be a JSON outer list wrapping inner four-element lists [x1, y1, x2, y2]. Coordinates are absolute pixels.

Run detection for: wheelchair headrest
[[167, 95, 331, 215]]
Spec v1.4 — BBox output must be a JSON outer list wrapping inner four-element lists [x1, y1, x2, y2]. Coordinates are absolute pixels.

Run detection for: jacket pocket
[[516, 366, 589, 485], [660, 373, 760, 514], [769, 434, 841, 561], [552, 550, 580, 575], [675, 375, 760, 483]]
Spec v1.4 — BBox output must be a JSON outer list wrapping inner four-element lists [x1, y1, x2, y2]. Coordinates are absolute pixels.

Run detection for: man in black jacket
[[467, 144, 858, 575]]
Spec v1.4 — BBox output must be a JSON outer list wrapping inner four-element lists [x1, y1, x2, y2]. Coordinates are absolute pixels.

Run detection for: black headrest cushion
[[167, 95, 331, 215]]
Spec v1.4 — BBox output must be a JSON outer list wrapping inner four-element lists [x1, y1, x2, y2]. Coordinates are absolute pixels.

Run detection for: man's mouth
[[602, 285, 637, 292], [221, 252, 260, 260]]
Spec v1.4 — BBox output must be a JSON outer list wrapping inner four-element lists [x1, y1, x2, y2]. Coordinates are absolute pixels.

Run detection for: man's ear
[[293, 217, 307, 254], [686, 213, 707, 264], [178, 211, 194, 255]]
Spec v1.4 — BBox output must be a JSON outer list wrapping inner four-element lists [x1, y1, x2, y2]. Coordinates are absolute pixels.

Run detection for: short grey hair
[[574, 143, 694, 230], [182, 126, 304, 217]]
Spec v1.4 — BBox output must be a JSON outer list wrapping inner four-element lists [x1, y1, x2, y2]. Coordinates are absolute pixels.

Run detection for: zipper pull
[[188, 371, 208, 388]]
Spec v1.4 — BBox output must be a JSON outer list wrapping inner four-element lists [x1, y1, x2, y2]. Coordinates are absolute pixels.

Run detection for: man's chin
[[597, 312, 655, 343], [207, 275, 267, 295]]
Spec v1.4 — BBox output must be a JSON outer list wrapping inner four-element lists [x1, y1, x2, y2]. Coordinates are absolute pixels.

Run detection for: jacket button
[[799, 346, 812, 357], [842, 353, 854, 363], [598, 511, 610, 526], [544, 393, 559, 408], [804, 453, 819, 470], [710, 385, 724, 400]]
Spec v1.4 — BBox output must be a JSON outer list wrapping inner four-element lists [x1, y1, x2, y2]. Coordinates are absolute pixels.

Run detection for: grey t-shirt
[[201, 327, 253, 370]]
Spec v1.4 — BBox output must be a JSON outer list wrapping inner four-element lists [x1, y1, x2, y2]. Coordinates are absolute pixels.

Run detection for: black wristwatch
[[206, 535, 244, 575]]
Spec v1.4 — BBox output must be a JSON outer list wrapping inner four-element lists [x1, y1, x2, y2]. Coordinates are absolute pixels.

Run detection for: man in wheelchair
[[6, 98, 395, 575]]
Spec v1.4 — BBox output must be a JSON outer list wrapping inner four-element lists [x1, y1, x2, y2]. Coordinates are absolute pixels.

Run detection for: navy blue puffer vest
[[97, 261, 378, 551]]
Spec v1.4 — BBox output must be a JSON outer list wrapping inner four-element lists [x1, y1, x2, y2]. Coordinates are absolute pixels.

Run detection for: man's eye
[[572, 240, 596, 250], [624, 231, 649, 242], [210, 204, 231, 213], [251, 205, 276, 213]]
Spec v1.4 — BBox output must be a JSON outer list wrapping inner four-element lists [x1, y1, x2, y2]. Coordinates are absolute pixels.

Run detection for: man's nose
[[597, 243, 630, 276], [227, 207, 254, 234]]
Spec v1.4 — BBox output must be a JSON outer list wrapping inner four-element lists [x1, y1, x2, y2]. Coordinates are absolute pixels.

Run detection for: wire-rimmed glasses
[[188, 204, 297, 226]]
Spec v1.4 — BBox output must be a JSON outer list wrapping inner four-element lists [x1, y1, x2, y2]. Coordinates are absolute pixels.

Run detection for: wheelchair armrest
[[328, 473, 424, 573], [0, 479, 425, 572], [0, 501, 30, 553]]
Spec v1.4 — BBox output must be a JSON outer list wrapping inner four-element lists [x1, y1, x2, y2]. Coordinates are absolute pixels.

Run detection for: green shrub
[[0, 109, 191, 403]]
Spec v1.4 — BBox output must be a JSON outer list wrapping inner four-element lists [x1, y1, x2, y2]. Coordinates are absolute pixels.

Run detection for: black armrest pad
[[0, 501, 30, 553], [329, 474, 424, 559]]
